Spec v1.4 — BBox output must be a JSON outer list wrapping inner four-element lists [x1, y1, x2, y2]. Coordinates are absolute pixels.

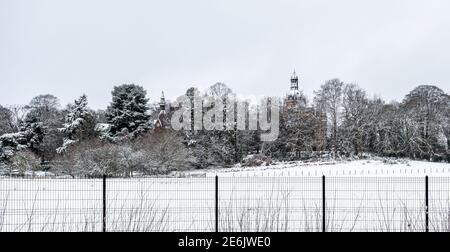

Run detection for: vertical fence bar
[[425, 176, 429, 233], [322, 175, 326, 233], [215, 175, 219, 233], [103, 174, 107, 233]]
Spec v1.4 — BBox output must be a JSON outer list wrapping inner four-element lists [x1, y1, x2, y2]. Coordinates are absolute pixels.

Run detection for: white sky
[[1, 0, 449, 109]]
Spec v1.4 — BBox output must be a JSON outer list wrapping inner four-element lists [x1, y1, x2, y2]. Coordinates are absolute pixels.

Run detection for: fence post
[[425, 176, 429, 233], [215, 175, 219, 233], [103, 174, 106, 233], [322, 175, 326, 233]]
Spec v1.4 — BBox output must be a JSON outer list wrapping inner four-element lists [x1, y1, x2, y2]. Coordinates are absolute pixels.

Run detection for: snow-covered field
[[182, 158, 450, 177], [1, 159, 450, 232]]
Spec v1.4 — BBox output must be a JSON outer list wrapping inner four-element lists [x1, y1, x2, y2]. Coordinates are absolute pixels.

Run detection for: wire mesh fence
[[106, 178, 215, 232], [325, 177, 425, 232], [429, 177, 450, 232], [0, 178, 102, 232], [0, 176, 449, 232], [218, 177, 322, 232]]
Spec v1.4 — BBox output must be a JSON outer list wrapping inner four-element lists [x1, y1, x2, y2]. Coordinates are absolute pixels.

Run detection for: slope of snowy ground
[[180, 158, 450, 177]]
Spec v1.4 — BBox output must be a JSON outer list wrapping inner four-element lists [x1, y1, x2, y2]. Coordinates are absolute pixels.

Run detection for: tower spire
[[290, 70, 299, 91], [159, 91, 166, 111]]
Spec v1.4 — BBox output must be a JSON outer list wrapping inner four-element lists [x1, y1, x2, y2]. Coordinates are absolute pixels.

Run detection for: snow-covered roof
[[94, 123, 111, 132]]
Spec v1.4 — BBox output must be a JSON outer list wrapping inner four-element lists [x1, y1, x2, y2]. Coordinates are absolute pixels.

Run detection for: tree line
[[0, 80, 448, 177]]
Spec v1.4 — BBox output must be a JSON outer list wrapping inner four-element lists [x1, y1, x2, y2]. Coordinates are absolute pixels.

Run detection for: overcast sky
[[1, 0, 449, 109]]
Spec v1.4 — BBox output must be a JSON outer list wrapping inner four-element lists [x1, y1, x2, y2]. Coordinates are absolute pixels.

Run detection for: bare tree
[[24, 94, 63, 163], [314, 79, 344, 158], [27, 94, 61, 123], [341, 84, 369, 157], [401, 85, 449, 160], [206, 82, 234, 99], [7, 105, 28, 133]]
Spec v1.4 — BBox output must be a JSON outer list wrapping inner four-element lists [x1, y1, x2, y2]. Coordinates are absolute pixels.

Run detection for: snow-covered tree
[[340, 84, 369, 156], [106, 84, 151, 139], [178, 85, 239, 168], [21, 94, 63, 163], [136, 130, 192, 174], [0, 106, 14, 135], [8, 150, 40, 176], [0, 105, 35, 162], [401, 85, 449, 160], [314, 79, 344, 158], [0, 113, 45, 163], [57, 94, 95, 153], [19, 114, 46, 156], [0, 132, 27, 161], [403, 86, 448, 138], [71, 140, 126, 177], [265, 102, 326, 160]]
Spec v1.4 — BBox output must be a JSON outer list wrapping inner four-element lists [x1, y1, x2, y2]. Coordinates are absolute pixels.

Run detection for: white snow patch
[[179, 158, 450, 177]]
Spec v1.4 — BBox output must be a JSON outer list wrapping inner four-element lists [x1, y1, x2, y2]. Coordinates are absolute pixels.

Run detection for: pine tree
[[106, 84, 151, 139], [2, 112, 48, 163], [0, 132, 28, 161], [0, 109, 45, 162], [57, 94, 95, 153]]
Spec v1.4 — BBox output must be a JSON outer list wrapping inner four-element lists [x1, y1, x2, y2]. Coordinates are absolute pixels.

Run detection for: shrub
[[241, 154, 273, 167], [8, 150, 41, 176], [136, 130, 193, 175]]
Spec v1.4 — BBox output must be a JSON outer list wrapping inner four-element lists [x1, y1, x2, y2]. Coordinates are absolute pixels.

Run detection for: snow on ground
[[181, 158, 450, 177], [1, 158, 450, 232]]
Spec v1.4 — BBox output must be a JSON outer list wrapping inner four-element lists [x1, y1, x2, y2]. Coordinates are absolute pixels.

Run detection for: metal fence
[[0, 176, 449, 232]]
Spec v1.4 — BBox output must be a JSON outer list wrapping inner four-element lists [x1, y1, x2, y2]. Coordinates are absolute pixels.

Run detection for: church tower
[[154, 91, 168, 131], [291, 70, 299, 91], [159, 91, 166, 111], [285, 70, 306, 109]]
